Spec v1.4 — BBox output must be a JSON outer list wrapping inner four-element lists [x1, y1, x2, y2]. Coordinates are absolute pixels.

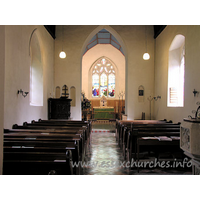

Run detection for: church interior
[[1, 24, 200, 179]]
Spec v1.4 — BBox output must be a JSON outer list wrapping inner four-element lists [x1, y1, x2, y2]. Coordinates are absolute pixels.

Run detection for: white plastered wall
[[55, 25, 155, 120], [0, 25, 5, 174], [4, 25, 54, 128], [112, 25, 155, 120], [82, 44, 125, 100], [54, 25, 99, 120], [154, 25, 200, 123]]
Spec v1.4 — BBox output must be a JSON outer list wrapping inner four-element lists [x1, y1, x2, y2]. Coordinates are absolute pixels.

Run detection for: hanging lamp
[[143, 25, 150, 60], [59, 25, 66, 59]]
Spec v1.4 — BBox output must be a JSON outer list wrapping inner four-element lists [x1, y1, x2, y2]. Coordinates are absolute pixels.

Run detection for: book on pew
[[141, 137, 158, 140], [170, 136, 180, 140], [154, 136, 172, 141]]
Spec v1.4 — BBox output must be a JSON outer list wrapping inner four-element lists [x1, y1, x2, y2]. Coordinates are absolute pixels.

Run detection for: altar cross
[[100, 96, 107, 107]]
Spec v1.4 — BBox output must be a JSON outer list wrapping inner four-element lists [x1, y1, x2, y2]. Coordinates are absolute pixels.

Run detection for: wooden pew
[[116, 119, 169, 148], [3, 150, 73, 175], [4, 130, 82, 175], [122, 123, 180, 159], [126, 124, 182, 171], [36, 119, 92, 135], [11, 125, 88, 161], [6, 129, 84, 156], [19, 121, 91, 151], [33, 119, 92, 140], [4, 129, 83, 160], [4, 119, 92, 175], [3, 138, 74, 175]]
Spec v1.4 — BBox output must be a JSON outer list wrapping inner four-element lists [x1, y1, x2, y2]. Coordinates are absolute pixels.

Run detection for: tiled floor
[[83, 122, 192, 175]]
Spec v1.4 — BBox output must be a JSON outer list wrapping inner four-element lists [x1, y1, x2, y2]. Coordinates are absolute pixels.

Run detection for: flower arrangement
[[81, 92, 91, 110]]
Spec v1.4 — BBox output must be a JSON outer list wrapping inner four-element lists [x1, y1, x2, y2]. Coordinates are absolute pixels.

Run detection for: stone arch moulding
[[80, 25, 128, 114], [81, 25, 127, 58], [29, 28, 37, 56]]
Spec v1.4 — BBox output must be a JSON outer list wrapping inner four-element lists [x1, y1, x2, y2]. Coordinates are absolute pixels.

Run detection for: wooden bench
[[11, 125, 88, 161], [116, 119, 169, 149], [3, 149, 73, 175], [3, 119, 92, 175], [126, 124, 182, 171], [6, 129, 84, 157], [18, 121, 91, 151], [36, 119, 92, 135], [3, 136, 74, 175], [33, 119, 92, 137], [122, 123, 180, 159], [4, 130, 83, 175]]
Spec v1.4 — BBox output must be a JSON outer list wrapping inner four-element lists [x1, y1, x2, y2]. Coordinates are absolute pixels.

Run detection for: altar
[[92, 96, 115, 119], [93, 107, 115, 120]]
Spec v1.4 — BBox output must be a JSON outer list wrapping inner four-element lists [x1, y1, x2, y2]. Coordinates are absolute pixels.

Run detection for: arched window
[[168, 35, 185, 107], [92, 58, 115, 98], [30, 30, 43, 106]]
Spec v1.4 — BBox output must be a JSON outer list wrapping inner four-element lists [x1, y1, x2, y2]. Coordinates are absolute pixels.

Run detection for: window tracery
[[92, 58, 115, 98]]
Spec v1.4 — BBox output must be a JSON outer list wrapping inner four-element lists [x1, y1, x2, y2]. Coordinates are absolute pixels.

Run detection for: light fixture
[[143, 25, 150, 60], [59, 25, 66, 59], [18, 89, 29, 98], [143, 53, 150, 60], [59, 51, 66, 59]]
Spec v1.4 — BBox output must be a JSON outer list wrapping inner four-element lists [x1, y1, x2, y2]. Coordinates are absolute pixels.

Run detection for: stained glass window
[[100, 73, 107, 97], [92, 74, 99, 97], [92, 58, 115, 98], [108, 74, 115, 97]]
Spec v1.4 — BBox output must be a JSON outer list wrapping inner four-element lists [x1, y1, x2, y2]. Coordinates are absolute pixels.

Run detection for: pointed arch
[[81, 25, 127, 58], [81, 25, 128, 114], [90, 57, 116, 98]]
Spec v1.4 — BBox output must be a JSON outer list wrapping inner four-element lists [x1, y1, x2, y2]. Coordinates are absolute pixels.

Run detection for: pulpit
[[48, 98, 72, 119]]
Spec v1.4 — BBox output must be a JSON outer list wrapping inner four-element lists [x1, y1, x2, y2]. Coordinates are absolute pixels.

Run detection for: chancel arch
[[81, 25, 127, 115]]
